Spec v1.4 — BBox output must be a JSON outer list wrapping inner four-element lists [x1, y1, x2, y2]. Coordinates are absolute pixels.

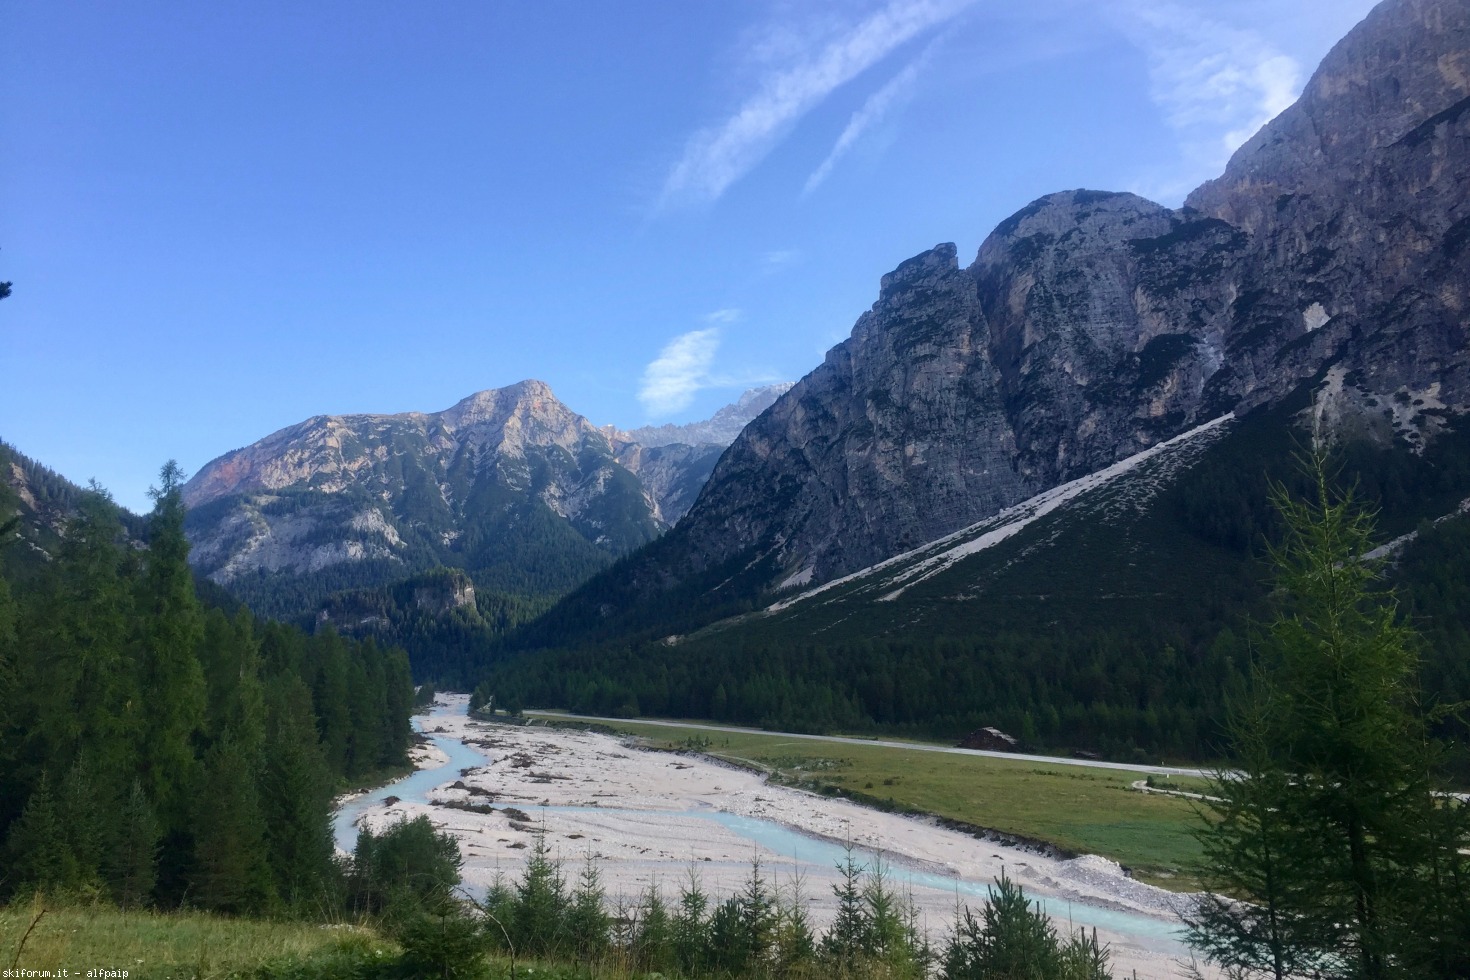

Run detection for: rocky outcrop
[[590, 0, 1470, 601], [675, 244, 1031, 584], [1186, 0, 1470, 417], [615, 442, 725, 525]]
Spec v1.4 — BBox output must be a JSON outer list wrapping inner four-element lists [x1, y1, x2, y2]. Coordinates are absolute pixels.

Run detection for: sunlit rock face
[[182, 379, 733, 592]]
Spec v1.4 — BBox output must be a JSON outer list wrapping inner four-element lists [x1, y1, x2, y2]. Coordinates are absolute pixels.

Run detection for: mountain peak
[[183, 379, 591, 508], [877, 243, 958, 303], [442, 379, 572, 430], [1186, 0, 1470, 231]]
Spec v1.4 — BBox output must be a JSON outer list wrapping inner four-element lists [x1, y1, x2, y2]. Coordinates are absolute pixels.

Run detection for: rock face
[[624, 384, 795, 448], [183, 380, 726, 598], [596, 0, 1470, 599]]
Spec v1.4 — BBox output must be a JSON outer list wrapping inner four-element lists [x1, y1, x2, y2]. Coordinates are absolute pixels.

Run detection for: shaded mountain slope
[[484, 390, 1470, 763], [509, 0, 1470, 658]]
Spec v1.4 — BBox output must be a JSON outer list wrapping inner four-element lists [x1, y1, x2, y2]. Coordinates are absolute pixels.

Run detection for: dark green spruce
[[0, 461, 414, 915]]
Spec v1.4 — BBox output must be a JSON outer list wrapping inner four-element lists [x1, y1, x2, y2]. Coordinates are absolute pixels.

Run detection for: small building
[[957, 727, 1020, 752]]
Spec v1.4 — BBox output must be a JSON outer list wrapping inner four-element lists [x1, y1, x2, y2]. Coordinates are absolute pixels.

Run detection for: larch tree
[[1187, 453, 1470, 978], [138, 460, 206, 831]]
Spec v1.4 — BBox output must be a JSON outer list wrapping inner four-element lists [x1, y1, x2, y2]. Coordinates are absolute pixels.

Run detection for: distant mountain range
[[622, 384, 794, 447], [176, 381, 787, 656]]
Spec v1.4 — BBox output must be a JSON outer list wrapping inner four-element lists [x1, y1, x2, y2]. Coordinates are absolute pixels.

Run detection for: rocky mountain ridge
[[523, 0, 1470, 643], [623, 383, 795, 448], [181, 381, 783, 623]]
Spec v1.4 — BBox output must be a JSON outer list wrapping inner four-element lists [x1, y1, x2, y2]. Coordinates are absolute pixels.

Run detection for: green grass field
[[553, 718, 1212, 890], [0, 901, 727, 980], [0, 901, 394, 979]]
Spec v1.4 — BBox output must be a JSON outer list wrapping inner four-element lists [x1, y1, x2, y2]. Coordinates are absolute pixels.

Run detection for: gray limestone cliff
[[607, 0, 1470, 597]]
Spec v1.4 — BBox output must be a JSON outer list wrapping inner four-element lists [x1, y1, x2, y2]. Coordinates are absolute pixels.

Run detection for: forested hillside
[[0, 441, 148, 582], [0, 461, 414, 912], [478, 397, 1470, 771]]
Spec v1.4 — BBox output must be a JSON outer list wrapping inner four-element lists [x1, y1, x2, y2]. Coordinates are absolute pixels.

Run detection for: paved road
[[523, 710, 1213, 779]]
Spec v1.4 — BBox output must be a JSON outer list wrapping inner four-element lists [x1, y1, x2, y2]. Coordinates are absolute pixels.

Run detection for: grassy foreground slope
[[0, 903, 394, 979]]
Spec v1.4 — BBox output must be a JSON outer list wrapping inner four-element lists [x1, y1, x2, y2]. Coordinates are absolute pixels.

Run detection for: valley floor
[[345, 696, 1216, 979]]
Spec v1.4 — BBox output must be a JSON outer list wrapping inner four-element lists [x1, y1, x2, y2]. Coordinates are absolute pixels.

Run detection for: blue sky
[[2, 0, 1378, 512]]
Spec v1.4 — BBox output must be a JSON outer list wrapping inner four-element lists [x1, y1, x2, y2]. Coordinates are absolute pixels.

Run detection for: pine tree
[[3, 773, 72, 896], [1185, 695, 1322, 979], [198, 608, 265, 756], [564, 853, 610, 964], [706, 894, 748, 975], [56, 756, 108, 892], [941, 872, 1061, 980], [308, 629, 352, 778], [822, 842, 869, 970], [11, 488, 138, 822], [735, 855, 778, 970], [381, 647, 414, 767], [672, 867, 710, 975], [192, 727, 276, 913], [349, 815, 462, 918], [863, 853, 915, 965], [107, 780, 160, 909], [138, 461, 206, 830], [511, 826, 567, 956], [1186, 453, 1470, 977], [633, 881, 673, 971], [773, 867, 817, 976], [260, 674, 336, 911], [346, 652, 385, 776]]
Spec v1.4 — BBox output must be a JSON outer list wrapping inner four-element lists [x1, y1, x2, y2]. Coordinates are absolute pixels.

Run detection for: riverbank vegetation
[[335, 814, 1115, 980], [3, 815, 1118, 979]]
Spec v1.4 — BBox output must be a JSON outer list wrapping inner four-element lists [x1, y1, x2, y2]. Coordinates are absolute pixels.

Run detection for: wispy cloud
[[762, 248, 803, 273], [659, 0, 974, 209], [702, 308, 743, 325], [638, 328, 723, 416], [1115, 1, 1303, 202], [803, 42, 935, 195]]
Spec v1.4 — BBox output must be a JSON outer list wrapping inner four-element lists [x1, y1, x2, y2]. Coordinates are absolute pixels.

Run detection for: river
[[334, 697, 1205, 978]]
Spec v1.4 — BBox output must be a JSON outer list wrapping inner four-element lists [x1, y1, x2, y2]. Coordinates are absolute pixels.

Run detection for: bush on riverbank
[[334, 816, 1117, 979]]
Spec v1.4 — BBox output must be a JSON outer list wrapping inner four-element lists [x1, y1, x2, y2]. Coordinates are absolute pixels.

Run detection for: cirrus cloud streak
[[660, 0, 975, 209]]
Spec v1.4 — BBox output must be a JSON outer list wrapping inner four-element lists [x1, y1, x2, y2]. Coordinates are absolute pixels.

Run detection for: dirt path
[[524, 710, 1214, 779]]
